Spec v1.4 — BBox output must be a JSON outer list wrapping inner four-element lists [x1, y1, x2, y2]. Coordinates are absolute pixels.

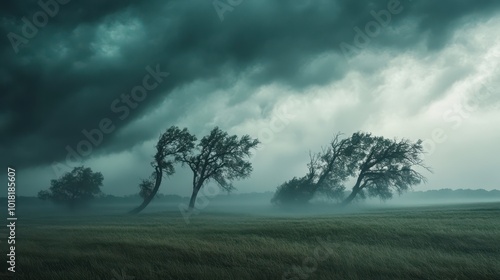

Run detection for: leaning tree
[[129, 126, 196, 214], [271, 133, 356, 205], [272, 132, 430, 206], [181, 127, 259, 210], [38, 166, 104, 210], [341, 132, 430, 205]]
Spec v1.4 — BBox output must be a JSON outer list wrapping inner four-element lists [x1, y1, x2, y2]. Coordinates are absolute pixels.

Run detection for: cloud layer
[[1, 0, 499, 196]]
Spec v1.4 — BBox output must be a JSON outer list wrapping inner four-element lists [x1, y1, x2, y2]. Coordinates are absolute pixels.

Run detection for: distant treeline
[[1, 189, 499, 205], [391, 188, 500, 201]]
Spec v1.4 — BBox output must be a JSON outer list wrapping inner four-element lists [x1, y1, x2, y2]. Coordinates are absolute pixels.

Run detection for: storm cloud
[[1, 0, 499, 196]]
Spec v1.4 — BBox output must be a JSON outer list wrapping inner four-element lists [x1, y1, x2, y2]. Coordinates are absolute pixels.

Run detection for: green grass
[[2, 202, 500, 279]]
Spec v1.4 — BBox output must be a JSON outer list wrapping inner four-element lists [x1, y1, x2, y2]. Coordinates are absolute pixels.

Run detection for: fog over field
[[3, 189, 499, 220], [1, 1, 500, 279], [1, 0, 500, 198]]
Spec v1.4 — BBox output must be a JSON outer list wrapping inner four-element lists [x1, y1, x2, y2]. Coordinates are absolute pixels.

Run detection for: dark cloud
[[1, 0, 500, 171]]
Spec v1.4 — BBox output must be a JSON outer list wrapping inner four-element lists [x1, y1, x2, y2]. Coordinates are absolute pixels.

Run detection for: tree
[[272, 132, 430, 206], [181, 127, 259, 210], [38, 166, 104, 209], [271, 176, 317, 205], [272, 133, 355, 205], [138, 179, 155, 200], [341, 132, 430, 205], [129, 126, 196, 214]]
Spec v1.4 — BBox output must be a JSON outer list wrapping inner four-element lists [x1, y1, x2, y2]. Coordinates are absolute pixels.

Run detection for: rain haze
[[1, 1, 500, 279], [1, 0, 499, 197]]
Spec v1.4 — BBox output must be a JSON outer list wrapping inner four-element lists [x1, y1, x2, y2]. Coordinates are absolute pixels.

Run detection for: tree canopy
[[129, 126, 196, 214], [181, 127, 260, 209], [38, 166, 104, 209], [272, 132, 430, 206]]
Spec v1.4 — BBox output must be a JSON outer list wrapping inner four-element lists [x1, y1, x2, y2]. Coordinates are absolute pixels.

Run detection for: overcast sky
[[1, 0, 499, 197]]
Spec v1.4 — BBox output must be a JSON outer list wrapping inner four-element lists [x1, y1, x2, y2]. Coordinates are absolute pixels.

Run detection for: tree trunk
[[341, 188, 360, 206], [188, 187, 200, 210], [129, 167, 162, 215], [341, 174, 365, 206]]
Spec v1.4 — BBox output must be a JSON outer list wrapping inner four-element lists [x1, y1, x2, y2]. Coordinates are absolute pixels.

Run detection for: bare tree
[[306, 133, 359, 199], [272, 133, 354, 205], [181, 127, 259, 210], [272, 132, 430, 206], [129, 126, 196, 214]]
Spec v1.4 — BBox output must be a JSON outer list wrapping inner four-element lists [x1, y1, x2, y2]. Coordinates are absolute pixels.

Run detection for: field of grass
[[2, 202, 500, 279]]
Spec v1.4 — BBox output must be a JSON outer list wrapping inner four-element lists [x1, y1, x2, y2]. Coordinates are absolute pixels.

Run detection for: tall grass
[[1, 202, 499, 279]]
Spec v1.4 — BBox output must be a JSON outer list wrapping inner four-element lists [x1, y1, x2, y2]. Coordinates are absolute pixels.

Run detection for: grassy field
[[2, 202, 500, 279]]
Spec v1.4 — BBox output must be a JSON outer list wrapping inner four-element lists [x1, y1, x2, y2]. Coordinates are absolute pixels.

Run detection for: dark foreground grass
[[2, 202, 500, 280]]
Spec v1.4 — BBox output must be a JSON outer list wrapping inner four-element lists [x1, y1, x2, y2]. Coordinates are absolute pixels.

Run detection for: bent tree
[[341, 133, 430, 205], [272, 133, 356, 205], [181, 127, 259, 210], [272, 132, 430, 206], [129, 126, 195, 214]]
